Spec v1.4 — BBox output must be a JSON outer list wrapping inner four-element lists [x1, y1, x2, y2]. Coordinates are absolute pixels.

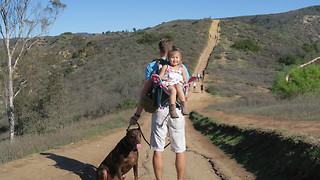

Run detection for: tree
[[0, 0, 66, 142]]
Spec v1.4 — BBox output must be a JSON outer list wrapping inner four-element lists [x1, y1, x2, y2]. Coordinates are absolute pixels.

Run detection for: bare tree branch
[[285, 57, 320, 82]]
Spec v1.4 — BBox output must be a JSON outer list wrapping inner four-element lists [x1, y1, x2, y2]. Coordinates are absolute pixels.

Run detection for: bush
[[137, 32, 175, 44], [278, 54, 302, 65], [271, 65, 320, 98], [230, 39, 261, 52], [117, 98, 137, 111], [302, 43, 314, 53], [137, 33, 159, 44], [206, 86, 220, 95]]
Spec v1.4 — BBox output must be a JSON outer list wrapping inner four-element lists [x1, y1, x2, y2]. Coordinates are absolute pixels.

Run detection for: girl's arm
[[159, 65, 168, 81], [181, 68, 187, 84]]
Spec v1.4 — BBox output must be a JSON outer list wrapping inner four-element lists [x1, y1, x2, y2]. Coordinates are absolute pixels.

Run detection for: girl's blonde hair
[[168, 48, 182, 65]]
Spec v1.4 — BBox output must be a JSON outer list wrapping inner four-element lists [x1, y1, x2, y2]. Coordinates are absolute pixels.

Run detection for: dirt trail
[[194, 19, 219, 75], [0, 19, 255, 180]]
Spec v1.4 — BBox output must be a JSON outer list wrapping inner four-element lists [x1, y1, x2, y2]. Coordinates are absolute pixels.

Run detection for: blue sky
[[49, 0, 319, 36]]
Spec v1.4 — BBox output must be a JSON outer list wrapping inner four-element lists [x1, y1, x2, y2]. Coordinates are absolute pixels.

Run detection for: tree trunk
[[8, 48, 15, 142], [8, 106, 14, 142]]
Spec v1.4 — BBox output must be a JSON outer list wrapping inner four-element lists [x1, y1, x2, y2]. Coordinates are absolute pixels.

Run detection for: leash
[[127, 119, 171, 149]]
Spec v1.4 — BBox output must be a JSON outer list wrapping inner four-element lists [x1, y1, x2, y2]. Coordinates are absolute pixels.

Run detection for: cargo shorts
[[150, 107, 186, 153]]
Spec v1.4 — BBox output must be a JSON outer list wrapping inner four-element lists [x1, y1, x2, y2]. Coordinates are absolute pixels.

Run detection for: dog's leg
[[116, 169, 123, 180], [96, 168, 108, 180], [133, 163, 138, 180]]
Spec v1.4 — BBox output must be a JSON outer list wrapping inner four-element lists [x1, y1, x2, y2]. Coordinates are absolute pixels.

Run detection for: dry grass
[[208, 92, 320, 121], [0, 110, 133, 164]]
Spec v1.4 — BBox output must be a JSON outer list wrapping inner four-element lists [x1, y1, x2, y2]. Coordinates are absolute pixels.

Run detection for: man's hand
[[130, 118, 137, 125], [129, 113, 140, 125]]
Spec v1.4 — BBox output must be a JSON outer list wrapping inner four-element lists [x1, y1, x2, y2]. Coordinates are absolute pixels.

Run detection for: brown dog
[[96, 128, 142, 180]]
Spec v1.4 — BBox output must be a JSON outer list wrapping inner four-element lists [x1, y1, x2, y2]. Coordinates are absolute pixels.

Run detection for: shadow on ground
[[41, 153, 96, 180]]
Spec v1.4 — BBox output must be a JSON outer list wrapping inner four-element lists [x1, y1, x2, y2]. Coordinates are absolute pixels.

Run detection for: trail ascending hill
[[0, 19, 254, 180]]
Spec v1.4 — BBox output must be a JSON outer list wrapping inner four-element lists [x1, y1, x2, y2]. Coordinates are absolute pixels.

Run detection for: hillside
[[0, 18, 212, 137], [204, 6, 320, 120], [231, 6, 320, 43]]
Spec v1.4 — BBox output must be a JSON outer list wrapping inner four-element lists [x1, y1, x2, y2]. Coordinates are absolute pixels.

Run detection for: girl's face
[[169, 51, 181, 66]]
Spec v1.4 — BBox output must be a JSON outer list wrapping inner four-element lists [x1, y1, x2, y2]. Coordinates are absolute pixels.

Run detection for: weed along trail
[[0, 19, 254, 180]]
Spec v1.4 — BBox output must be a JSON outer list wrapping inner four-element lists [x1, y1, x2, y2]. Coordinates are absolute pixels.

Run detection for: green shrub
[[206, 86, 220, 95], [271, 65, 320, 98], [117, 98, 137, 111], [137, 33, 160, 44], [137, 32, 175, 44], [278, 54, 302, 65], [302, 43, 314, 53], [158, 32, 175, 40], [230, 39, 261, 52]]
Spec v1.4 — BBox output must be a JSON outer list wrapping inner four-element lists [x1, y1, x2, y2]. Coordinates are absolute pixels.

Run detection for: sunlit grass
[[0, 110, 132, 165]]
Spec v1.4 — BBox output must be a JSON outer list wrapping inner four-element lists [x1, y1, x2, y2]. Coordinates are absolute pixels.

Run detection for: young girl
[[159, 49, 189, 118]]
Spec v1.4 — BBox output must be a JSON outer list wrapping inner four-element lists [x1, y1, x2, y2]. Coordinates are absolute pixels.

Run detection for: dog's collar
[[121, 138, 137, 151]]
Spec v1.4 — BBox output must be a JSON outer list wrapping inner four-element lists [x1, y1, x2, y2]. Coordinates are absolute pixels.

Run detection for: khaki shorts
[[150, 107, 186, 153]]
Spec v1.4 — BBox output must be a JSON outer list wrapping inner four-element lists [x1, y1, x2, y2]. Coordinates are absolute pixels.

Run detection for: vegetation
[[271, 65, 320, 99], [0, 0, 66, 141], [190, 111, 320, 180], [0, 110, 130, 164], [230, 39, 261, 52], [0, 18, 211, 143], [206, 6, 320, 119]]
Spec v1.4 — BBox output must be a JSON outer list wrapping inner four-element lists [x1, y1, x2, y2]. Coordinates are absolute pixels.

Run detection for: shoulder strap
[[153, 58, 168, 66], [152, 58, 169, 74]]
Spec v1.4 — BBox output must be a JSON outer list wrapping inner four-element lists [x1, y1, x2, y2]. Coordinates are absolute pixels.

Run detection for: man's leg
[[176, 152, 185, 180], [153, 151, 163, 180]]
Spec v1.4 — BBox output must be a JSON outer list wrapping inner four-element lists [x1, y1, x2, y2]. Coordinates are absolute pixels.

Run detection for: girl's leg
[[175, 84, 189, 115], [168, 85, 179, 118], [175, 84, 185, 101], [168, 85, 177, 104]]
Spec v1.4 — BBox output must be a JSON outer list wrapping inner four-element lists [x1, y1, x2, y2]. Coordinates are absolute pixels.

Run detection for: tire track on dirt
[[186, 149, 227, 180]]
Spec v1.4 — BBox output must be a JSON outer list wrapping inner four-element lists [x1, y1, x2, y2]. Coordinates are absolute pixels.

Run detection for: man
[[130, 39, 188, 180]]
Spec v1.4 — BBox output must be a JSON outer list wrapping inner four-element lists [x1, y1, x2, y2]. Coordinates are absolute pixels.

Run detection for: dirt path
[[194, 19, 220, 75]]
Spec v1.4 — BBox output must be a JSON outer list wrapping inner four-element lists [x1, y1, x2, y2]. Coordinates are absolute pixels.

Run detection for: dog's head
[[126, 128, 142, 150]]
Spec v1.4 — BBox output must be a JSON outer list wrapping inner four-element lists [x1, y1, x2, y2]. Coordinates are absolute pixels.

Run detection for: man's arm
[[130, 61, 157, 125]]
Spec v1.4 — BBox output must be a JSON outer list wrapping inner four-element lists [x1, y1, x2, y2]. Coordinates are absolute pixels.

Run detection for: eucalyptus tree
[[0, 0, 65, 142]]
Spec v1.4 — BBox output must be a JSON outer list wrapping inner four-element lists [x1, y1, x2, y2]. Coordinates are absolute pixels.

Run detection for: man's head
[[159, 39, 174, 57]]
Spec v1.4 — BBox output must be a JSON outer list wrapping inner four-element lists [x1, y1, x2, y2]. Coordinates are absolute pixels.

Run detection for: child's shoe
[[180, 101, 189, 115], [169, 104, 179, 118]]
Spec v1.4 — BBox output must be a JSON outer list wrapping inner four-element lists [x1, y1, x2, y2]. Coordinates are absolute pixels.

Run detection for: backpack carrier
[[141, 58, 196, 112]]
